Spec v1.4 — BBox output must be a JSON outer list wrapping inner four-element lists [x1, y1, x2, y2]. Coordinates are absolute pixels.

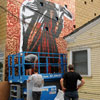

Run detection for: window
[[0, 53, 4, 81], [94, 13, 96, 16], [91, 0, 93, 2], [84, 1, 87, 5], [70, 48, 91, 76], [73, 25, 76, 28]]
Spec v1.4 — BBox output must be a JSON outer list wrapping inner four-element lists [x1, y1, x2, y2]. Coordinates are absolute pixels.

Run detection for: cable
[[13, 0, 58, 22], [0, 0, 74, 27], [2, 0, 68, 22], [0, 6, 18, 19], [0, 5, 74, 38], [12, 0, 73, 22], [0, 0, 73, 25]]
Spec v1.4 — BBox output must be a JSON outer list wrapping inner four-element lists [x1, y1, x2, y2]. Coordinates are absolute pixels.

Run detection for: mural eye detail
[[65, 5, 67, 8], [45, 27, 48, 31], [55, 17, 59, 21], [40, 2, 44, 6]]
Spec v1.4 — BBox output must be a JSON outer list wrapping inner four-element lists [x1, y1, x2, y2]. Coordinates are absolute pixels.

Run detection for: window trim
[[69, 48, 91, 77]]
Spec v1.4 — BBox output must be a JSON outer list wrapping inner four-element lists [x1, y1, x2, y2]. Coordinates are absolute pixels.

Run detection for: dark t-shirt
[[63, 72, 82, 91]]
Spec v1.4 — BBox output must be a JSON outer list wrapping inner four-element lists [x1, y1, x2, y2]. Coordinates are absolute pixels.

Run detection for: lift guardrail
[[8, 52, 67, 83]]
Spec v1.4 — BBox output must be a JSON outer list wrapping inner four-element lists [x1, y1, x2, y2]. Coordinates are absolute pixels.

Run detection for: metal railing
[[8, 52, 67, 83]]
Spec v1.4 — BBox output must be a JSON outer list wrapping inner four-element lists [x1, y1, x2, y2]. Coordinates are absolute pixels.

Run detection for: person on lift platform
[[25, 54, 38, 75]]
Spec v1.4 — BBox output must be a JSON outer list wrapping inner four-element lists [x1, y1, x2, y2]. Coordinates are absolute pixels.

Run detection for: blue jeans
[[32, 91, 41, 100], [64, 91, 78, 100]]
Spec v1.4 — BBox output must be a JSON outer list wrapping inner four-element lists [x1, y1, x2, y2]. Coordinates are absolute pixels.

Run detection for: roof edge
[[64, 15, 100, 39]]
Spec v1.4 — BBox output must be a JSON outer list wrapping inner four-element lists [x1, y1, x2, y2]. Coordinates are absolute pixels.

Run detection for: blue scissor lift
[[8, 52, 67, 100]]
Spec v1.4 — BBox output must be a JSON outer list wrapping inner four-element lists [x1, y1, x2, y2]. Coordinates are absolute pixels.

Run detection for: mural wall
[[20, 0, 73, 53], [5, 0, 75, 79], [6, 0, 75, 55]]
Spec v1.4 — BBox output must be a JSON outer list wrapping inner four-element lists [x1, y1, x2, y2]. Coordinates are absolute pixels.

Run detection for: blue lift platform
[[8, 52, 67, 100]]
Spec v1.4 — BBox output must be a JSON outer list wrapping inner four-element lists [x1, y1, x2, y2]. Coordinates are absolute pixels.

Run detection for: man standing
[[27, 67, 44, 100], [25, 54, 38, 75], [60, 64, 85, 100]]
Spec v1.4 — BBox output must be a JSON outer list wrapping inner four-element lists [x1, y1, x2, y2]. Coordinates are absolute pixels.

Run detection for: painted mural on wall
[[5, 0, 75, 79], [20, 0, 73, 53], [6, 0, 75, 56]]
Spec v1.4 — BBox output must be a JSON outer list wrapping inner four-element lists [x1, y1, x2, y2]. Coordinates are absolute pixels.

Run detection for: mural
[[5, 0, 75, 78], [6, 0, 75, 55], [20, 0, 73, 53]]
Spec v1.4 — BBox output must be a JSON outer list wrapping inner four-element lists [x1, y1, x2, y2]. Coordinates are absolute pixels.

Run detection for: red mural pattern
[[6, 0, 22, 55]]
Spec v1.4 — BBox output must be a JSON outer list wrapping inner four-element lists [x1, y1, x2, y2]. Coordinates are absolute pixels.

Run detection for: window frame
[[69, 48, 91, 77]]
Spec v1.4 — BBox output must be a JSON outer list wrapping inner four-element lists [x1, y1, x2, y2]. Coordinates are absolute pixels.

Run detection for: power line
[[0, 6, 18, 19], [13, 0, 72, 21], [0, 0, 73, 24], [6, 0, 64, 22], [0, 4, 74, 38]]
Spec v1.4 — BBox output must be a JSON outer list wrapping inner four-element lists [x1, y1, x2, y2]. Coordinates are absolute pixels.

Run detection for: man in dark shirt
[[60, 64, 85, 100]]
